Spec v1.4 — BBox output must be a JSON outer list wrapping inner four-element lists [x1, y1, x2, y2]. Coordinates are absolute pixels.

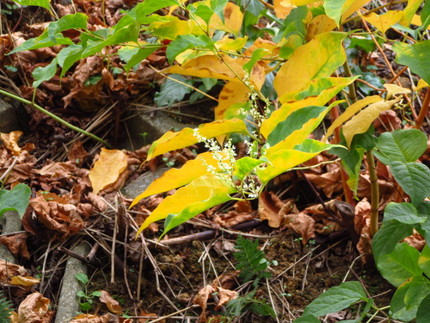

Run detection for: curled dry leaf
[[214, 200, 254, 227], [69, 313, 113, 323], [306, 168, 343, 198], [0, 131, 23, 156], [10, 275, 40, 287], [354, 199, 372, 258], [258, 191, 283, 228], [0, 233, 30, 259], [99, 290, 122, 314], [281, 213, 316, 245], [13, 292, 53, 323], [89, 148, 129, 194], [403, 230, 426, 251]]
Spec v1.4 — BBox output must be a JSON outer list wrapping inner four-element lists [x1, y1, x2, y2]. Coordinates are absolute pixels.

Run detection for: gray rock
[[121, 167, 169, 199], [0, 98, 21, 133], [0, 211, 22, 263], [123, 110, 191, 150], [55, 242, 90, 323]]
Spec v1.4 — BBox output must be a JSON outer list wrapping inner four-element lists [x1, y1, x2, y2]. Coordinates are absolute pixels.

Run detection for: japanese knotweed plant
[[7, 0, 430, 239]]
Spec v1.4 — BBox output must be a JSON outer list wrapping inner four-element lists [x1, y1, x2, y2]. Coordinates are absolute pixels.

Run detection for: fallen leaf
[[281, 212, 316, 244], [193, 285, 215, 322], [89, 148, 129, 194], [215, 286, 238, 310], [99, 290, 122, 314], [0, 131, 23, 156], [10, 275, 40, 287], [354, 199, 372, 257], [258, 191, 283, 228], [0, 233, 30, 259], [403, 230, 426, 250], [16, 292, 53, 323]]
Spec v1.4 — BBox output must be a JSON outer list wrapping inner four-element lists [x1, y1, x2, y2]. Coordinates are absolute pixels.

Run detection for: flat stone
[[0, 211, 21, 263], [0, 97, 21, 133], [121, 167, 169, 199], [123, 110, 191, 150]]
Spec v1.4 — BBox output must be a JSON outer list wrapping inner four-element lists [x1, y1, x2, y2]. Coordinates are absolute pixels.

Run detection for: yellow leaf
[[273, 32, 346, 97], [324, 95, 383, 141], [89, 148, 128, 194], [362, 11, 403, 34], [306, 14, 337, 41], [342, 99, 399, 147], [163, 54, 243, 81], [147, 119, 248, 160], [215, 81, 250, 120], [262, 77, 356, 138], [131, 152, 228, 206], [137, 175, 235, 234], [341, 0, 371, 22], [384, 84, 411, 99], [400, 0, 423, 26], [416, 79, 429, 91], [291, 0, 319, 4], [0, 131, 23, 156], [10, 275, 40, 286], [215, 36, 248, 51], [273, 0, 294, 19], [210, 2, 243, 34]]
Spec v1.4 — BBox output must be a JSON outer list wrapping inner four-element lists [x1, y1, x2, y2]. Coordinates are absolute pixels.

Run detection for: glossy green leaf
[[32, 58, 58, 88], [391, 276, 430, 322], [418, 245, 430, 278], [12, 0, 50, 9], [377, 243, 422, 287], [166, 34, 211, 63], [390, 161, 430, 203], [417, 293, 430, 323], [374, 129, 427, 165], [136, 175, 236, 235], [383, 202, 426, 224], [303, 281, 368, 317], [393, 41, 430, 84], [0, 184, 31, 217], [147, 118, 249, 160], [234, 157, 264, 180], [373, 219, 413, 263]]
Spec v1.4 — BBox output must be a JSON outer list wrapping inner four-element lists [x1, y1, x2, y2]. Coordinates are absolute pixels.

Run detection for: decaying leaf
[[258, 191, 284, 228], [0, 131, 23, 156], [0, 233, 30, 259], [13, 292, 53, 323], [10, 275, 40, 287], [99, 290, 122, 314], [214, 200, 254, 227], [89, 148, 129, 194], [354, 199, 372, 258], [281, 212, 316, 244]]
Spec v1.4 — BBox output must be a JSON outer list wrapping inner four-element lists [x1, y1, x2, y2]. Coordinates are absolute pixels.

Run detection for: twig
[[415, 87, 430, 130], [367, 151, 379, 237]]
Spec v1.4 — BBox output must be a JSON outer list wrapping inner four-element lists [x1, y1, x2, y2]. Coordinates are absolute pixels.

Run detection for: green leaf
[[128, 0, 179, 22], [0, 183, 31, 217], [422, 0, 430, 24], [377, 243, 422, 287], [234, 236, 270, 283], [234, 157, 264, 181], [293, 315, 320, 323], [57, 44, 84, 76], [47, 13, 88, 39], [383, 202, 426, 224], [166, 34, 211, 63], [303, 281, 368, 317], [374, 129, 427, 165], [239, 0, 265, 17], [190, 4, 214, 25], [391, 276, 430, 322], [210, 0, 228, 22], [159, 175, 236, 235], [390, 161, 430, 203], [267, 106, 327, 147], [417, 293, 430, 323], [372, 219, 413, 263], [11, 0, 50, 9], [31, 58, 57, 88], [75, 273, 89, 285], [324, 0, 348, 26], [243, 48, 270, 74], [9, 34, 73, 54], [118, 46, 159, 71], [393, 40, 430, 84], [418, 245, 430, 278], [154, 74, 193, 106]]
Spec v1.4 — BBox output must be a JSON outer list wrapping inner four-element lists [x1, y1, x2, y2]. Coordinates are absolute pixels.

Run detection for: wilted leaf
[[384, 84, 411, 99], [99, 290, 122, 314], [16, 292, 52, 323], [146, 118, 248, 160], [258, 191, 283, 228], [0, 233, 30, 259], [282, 212, 316, 244], [362, 11, 403, 34], [0, 131, 23, 156], [193, 285, 215, 322], [10, 276, 40, 286], [215, 81, 250, 120], [89, 148, 129, 194], [342, 99, 399, 147]]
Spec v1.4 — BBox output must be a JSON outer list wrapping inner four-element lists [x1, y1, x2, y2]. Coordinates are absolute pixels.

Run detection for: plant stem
[[367, 151, 379, 237], [342, 59, 357, 104], [415, 87, 430, 130], [0, 88, 110, 147]]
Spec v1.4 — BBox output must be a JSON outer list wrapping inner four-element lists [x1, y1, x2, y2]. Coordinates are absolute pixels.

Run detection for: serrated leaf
[[362, 11, 403, 33], [32, 58, 58, 88], [374, 129, 427, 165], [166, 35, 210, 63], [137, 175, 236, 235], [383, 202, 425, 224], [147, 118, 249, 160], [273, 32, 346, 96], [262, 77, 356, 138], [373, 220, 414, 263], [390, 161, 430, 203], [131, 152, 228, 206], [234, 236, 270, 283], [154, 74, 193, 106], [12, 0, 50, 9], [342, 99, 398, 147], [303, 281, 368, 317], [393, 40, 430, 84], [0, 183, 31, 217]]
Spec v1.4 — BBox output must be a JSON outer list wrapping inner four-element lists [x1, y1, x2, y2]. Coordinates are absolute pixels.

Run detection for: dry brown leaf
[[258, 191, 283, 228], [10, 276, 40, 287], [0, 233, 30, 259], [214, 200, 254, 227], [68, 141, 89, 165], [281, 213, 316, 245], [354, 199, 372, 257], [215, 287, 238, 310], [89, 148, 129, 194], [99, 290, 122, 314], [193, 285, 215, 322], [16, 292, 53, 323], [0, 131, 23, 156], [403, 230, 426, 250], [374, 109, 402, 132], [70, 313, 112, 323], [306, 168, 343, 198], [0, 259, 28, 283]]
